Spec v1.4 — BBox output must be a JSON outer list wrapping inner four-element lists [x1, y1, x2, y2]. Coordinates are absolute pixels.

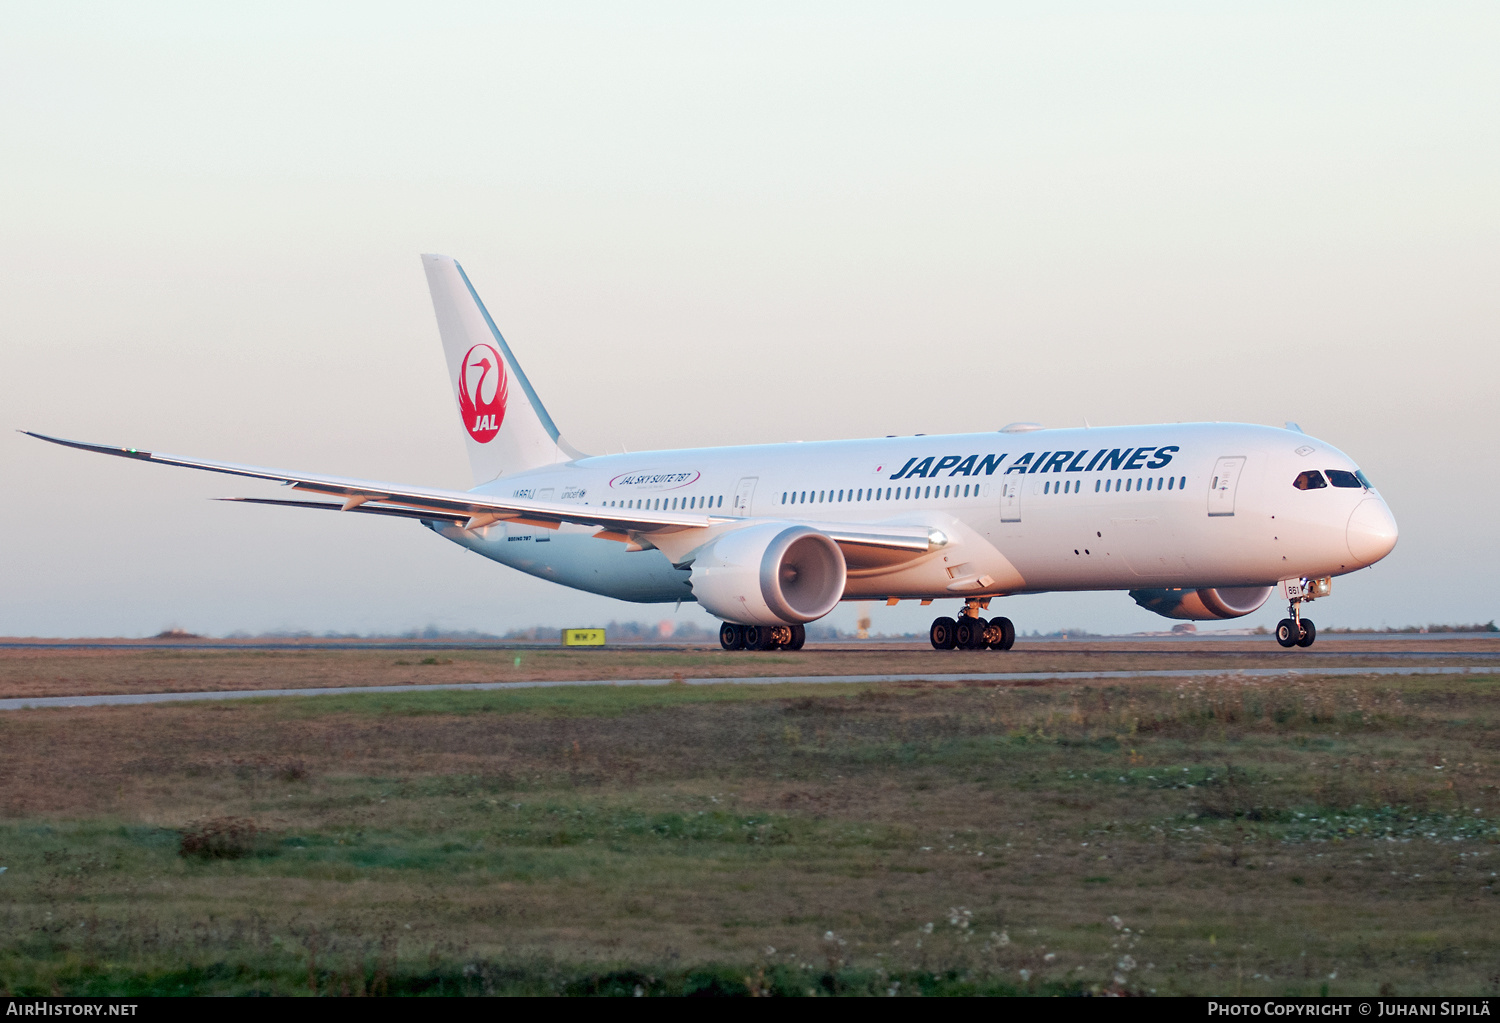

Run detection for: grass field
[[1, 648, 1498, 996]]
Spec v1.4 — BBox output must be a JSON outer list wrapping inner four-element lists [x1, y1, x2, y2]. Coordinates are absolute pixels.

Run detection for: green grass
[[1, 672, 1498, 995]]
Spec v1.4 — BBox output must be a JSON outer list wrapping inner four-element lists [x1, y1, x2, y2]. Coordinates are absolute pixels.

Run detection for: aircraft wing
[[21, 431, 710, 535], [22, 432, 944, 559]]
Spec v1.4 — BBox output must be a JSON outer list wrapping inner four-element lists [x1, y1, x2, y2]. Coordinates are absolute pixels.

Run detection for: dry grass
[[0, 667, 1498, 995]]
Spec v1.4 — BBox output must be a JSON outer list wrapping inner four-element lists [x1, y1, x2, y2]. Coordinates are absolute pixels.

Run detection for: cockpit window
[[1293, 470, 1327, 490], [1354, 469, 1374, 490], [1325, 469, 1362, 489]]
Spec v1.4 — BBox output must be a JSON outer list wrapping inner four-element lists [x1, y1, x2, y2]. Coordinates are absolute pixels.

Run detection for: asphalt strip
[[1, 665, 1495, 711]]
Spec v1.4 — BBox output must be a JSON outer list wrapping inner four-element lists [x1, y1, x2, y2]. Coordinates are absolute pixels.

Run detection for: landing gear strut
[[1275, 577, 1327, 648], [719, 622, 805, 651], [930, 599, 1014, 651]]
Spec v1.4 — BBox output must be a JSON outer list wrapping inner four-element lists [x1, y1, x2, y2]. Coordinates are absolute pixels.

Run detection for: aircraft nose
[[1347, 497, 1398, 566]]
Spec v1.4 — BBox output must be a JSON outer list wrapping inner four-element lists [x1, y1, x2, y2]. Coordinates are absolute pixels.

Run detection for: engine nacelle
[[689, 523, 846, 626], [1129, 585, 1274, 621]]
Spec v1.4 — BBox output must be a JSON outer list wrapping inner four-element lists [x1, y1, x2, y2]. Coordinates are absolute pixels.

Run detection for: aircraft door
[[1207, 457, 1245, 517], [1000, 479, 1021, 522], [733, 477, 758, 516]]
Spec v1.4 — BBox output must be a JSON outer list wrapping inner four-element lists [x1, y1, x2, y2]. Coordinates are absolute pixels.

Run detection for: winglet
[[21, 430, 155, 460]]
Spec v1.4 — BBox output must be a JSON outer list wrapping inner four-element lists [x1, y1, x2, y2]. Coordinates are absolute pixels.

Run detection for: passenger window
[[1094, 480, 1100, 493], [1168, 477, 1174, 490], [1293, 470, 1328, 490], [1179, 476, 1185, 490], [943, 485, 950, 498], [1044, 481, 1050, 495], [1326, 469, 1362, 488]]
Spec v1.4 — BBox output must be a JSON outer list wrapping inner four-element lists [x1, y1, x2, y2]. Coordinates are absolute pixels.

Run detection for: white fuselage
[[430, 422, 1397, 606]]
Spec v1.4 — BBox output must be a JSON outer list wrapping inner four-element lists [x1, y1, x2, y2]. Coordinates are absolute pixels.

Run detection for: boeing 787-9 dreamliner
[[26, 256, 1399, 651]]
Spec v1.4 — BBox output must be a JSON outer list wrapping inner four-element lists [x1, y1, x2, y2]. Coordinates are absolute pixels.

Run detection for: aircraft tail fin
[[421, 254, 584, 485]]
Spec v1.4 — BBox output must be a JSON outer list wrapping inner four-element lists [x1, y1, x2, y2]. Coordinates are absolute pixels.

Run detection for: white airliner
[[26, 255, 1399, 651]]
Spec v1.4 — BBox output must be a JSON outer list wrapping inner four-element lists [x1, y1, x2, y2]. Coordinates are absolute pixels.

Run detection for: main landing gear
[[720, 622, 806, 651], [930, 599, 1015, 651]]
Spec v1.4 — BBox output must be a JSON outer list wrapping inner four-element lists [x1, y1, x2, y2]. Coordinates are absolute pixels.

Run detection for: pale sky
[[2, 3, 1496, 638]]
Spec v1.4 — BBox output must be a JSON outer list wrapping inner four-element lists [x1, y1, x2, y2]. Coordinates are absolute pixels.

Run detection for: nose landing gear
[[1275, 577, 1329, 648], [929, 599, 1015, 651]]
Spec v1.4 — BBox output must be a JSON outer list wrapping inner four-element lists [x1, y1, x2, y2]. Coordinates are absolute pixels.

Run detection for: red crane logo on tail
[[458, 343, 508, 443]]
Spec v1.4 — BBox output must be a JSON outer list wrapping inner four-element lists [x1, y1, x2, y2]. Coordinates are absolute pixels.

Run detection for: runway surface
[[3, 635, 1495, 652], [2, 664, 1494, 711]]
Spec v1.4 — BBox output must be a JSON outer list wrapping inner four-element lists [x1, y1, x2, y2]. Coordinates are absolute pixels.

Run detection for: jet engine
[[689, 523, 846, 626], [1129, 586, 1273, 621]]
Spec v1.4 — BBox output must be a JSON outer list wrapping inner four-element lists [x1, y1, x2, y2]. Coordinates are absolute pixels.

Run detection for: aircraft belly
[[842, 511, 1026, 598], [428, 522, 694, 603], [990, 500, 1288, 591]]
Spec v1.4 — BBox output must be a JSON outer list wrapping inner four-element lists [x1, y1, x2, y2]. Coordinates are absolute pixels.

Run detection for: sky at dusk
[[2, 3, 1497, 637]]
